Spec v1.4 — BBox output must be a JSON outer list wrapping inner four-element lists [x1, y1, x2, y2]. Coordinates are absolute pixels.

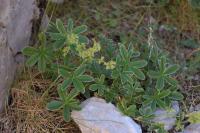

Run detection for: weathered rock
[[71, 97, 142, 133], [183, 123, 200, 133], [152, 101, 180, 131], [0, 0, 37, 112]]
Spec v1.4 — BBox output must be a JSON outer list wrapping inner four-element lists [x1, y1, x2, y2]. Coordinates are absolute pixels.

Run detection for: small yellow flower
[[98, 56, 105, 64], [93, 39, 101, 52], [104, 60, 116, 70], [67, 33, 79, 44], [62, 46, 70, 56]]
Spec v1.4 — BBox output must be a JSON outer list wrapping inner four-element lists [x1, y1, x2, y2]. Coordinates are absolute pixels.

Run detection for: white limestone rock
[[71, 97, 142, 133], [183, 123, 200, 133], [152, 101, 180, 131], [0, 0, 37, 112]]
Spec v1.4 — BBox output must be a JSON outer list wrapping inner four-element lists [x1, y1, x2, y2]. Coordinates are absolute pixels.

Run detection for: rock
[[40, 13, 50, 31], [0, 0, 37, 112], [152, 101, 180, 131], [71, 97, 142, 133], [195, 104, 200, 111], [183, 123, 200, 133]]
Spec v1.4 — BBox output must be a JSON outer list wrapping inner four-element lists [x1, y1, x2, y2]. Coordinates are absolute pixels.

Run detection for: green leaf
[[157, 99, 166, 109], [165, 77, 178, 86], [59, 68, 70, 79], [73, 25, 87, 34], [57, 86, 66, 100], [78, 75, 94, 82], [169, 91, 184, 101], [74, 65, 86, 76], [56, 19, 66, 34], [38, 57, 47, 72], [26, 54, 39, 66], [164, 65, 179, 75], [131, 60, 147, 68], [89, 84, 100, 91], [73, 79, 85, 93], [132, 68, 145, 80], [159, 56, 166, 72], [49, 33, 65, 40], [22, 47, 37, 56], [61, 79, 72, 91], [38, 32, 46, 44], [63, 105, 71, 122], [47, 100, 63, 110], [78, 35, 89, 44], [156, 77, 165, 89], [67, 18, 74, 32], [121, 73, 133, 84], [53, 39, 66, 49], [148, 71, 160, 78], [158, 90, 171, 98], [119, 45, 128, 60], [68, 89, 79, 99]]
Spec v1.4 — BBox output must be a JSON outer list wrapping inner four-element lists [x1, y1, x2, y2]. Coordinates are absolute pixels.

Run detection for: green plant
[[22, 18, 183, 130], [47, 87, 80, 122]]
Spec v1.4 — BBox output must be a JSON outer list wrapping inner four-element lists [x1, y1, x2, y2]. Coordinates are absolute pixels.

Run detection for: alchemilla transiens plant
[[22, 18, 183, 129]]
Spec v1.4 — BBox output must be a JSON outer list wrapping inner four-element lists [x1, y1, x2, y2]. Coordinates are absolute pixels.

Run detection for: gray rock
[[40, 13, 50, 31], [183, 123, 200, 133], [0, 0, 37, 112], [152, 101, 180, 131], [71, 97, 142, 133]]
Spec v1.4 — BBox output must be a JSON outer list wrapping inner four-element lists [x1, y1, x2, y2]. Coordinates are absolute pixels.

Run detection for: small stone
[[183, 123, 200, 133], [195, 104, 200, 111], [152, 101, 180, 131], [71, 97, 142, 133]]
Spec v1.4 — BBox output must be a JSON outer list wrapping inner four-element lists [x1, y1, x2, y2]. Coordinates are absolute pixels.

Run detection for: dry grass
[[0, 70, 80, 133]]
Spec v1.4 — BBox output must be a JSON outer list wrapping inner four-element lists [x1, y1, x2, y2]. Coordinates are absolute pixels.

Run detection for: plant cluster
[[22, 19, 183, 131]]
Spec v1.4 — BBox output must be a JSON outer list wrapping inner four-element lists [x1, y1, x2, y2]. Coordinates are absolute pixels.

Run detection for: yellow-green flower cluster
[[76, 40, 101, 61], [62, 46, 70, 56], [98, 56, 116, 70], [67, 33, 79, 45], [104, 60, 116, 70]]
